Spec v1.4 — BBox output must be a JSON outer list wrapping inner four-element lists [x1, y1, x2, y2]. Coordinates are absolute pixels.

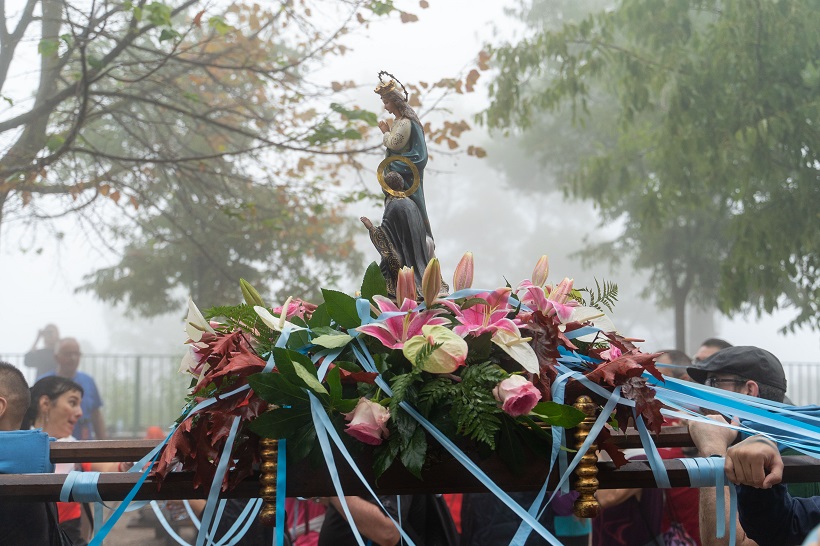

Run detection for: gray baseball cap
[[687, 346, 787, 391]]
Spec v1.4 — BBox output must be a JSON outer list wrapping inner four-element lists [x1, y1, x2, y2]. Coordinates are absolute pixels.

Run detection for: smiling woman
[[21, 376, 90, 544]]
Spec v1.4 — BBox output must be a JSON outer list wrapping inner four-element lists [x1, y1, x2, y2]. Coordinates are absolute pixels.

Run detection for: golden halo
[[377, 156, 420, 198]]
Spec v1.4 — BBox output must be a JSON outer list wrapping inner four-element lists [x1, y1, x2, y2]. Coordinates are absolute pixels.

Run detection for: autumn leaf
[[400, 11, 419, 23], [192, 10, 205, 27], [420, 0, 429, 7], [478, 50, 491, 70]]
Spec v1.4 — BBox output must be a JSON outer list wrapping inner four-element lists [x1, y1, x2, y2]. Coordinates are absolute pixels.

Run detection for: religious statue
[[374, 72, 434, 250], [362, 72, 447, 300]]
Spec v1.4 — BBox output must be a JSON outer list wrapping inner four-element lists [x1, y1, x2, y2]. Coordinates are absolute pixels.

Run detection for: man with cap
[[686, 346, 818, 546], [686, 345, 788, 403]]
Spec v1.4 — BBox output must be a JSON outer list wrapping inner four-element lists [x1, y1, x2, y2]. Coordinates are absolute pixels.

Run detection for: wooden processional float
[[3, 414, 820, 525]]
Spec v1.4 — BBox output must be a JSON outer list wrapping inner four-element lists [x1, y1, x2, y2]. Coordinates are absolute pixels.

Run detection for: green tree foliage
[[484, 0, 819, 337], [0, 1, 484, 315]]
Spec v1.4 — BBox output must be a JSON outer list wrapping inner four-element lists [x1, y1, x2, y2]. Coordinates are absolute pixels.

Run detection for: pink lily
[[439, 287, 520, 338], [518, 277, 577, 322], [356, 295, 448, 349], [440, 288, 539, 373]]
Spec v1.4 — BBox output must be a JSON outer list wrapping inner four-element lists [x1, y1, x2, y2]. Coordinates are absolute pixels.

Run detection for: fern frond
[[578, 278, 619, 313], [389, 371, 421, 413], [452, 387, 501, 448], [413, 341, 443, 369], [418, 377, 458, 413]]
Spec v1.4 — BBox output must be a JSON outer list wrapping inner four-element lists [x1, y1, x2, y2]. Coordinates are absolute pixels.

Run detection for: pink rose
[[343, 398, 390, 445], [493, 375, 542, 417]]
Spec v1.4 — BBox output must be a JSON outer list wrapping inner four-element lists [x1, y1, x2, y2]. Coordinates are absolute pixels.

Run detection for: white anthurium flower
[[562, 306, 618, 343], [254, 301, 306, 333], [492, 328, 539, 374], [186, 297, 216, 342]]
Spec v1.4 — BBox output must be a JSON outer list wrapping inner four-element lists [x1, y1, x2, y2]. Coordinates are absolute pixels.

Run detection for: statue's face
[[382, 98, 399, 117]]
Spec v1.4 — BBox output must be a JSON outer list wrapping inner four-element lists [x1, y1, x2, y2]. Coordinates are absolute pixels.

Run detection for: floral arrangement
[[153, 254, 664, 489]]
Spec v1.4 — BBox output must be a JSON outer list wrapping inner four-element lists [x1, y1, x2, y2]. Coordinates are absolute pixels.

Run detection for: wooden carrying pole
[[2, 428, 819, 502]]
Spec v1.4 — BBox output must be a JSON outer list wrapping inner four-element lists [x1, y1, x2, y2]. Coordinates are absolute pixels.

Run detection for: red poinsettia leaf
[[338, 367, 380, 384], [596, 427, 628, 468], [523, 311, 563, 366]]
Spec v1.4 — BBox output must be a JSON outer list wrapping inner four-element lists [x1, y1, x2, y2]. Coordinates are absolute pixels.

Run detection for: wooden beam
[[3, 456, 819, 501], [47, 427, 694, 463]]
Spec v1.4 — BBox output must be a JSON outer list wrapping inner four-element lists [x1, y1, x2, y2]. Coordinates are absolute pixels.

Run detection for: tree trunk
[[673, 289, 687, 351]]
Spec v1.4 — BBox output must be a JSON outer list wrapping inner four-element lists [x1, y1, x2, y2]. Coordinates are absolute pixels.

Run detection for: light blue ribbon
[[308, 391, 414, 546], [276, 439, 287, 546], [196, 416, 241, 546], [633, 410, 671, 489], [680, 457, 737, 544]]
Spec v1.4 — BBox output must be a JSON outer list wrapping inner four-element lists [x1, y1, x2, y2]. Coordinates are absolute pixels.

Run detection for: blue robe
[[384, 119, 432, 239]]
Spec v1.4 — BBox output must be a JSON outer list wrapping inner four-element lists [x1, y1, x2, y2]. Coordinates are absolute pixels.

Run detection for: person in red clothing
[[656, 349, 701, 545]]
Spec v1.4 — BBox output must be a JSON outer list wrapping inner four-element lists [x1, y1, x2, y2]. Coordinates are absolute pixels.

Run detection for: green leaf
[[321, 289, 360, 329], [287, 418, 318, 463], [248, 372, 308, 406], [531, 401, 586, 428], [88, 56, 104, 69], [465, 333, 493, 364], [248, 406, 312, 439], [308, 303, 331, 328], [158, 28, 179, 42], [334, 398, 358, 413], [369, 1, 395, 16], [312, 333, 353, 349], [373, 433, 400, 480], [1, 95, 13, 107], [272, 348, 328, 396], [208, 15, 233, 35], [361, 261, 388, 301], [45, 134, 65, 153], [330, 103, 379, 127], [38, 38, 59, 57], [497, 416, 525, 471], [325, 366, 342, 402], [145, 2, 172, 27], [399, 426, 427, 479]]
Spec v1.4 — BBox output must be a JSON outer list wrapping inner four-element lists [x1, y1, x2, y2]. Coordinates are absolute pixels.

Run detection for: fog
[[1, 0, 816, 363]]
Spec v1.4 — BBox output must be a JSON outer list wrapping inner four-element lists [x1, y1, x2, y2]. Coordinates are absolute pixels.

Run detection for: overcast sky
[[0, 0, 816, 363]]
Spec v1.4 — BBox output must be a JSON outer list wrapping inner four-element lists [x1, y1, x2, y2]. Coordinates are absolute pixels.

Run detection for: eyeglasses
[[705, 377, 746, 388]]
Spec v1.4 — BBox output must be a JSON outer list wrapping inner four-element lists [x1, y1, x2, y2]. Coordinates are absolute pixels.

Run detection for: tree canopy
[[1, 0, 485, 314], [484, 0, 819, 339]]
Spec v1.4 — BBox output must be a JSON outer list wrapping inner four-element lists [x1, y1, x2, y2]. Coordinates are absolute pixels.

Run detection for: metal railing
[[3, 354, 816, 438], [2, 353, 191, 438]]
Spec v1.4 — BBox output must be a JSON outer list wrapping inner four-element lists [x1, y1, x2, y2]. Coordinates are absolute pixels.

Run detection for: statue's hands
[[360, 216, 373, 230], [378, 120, 390, 134]]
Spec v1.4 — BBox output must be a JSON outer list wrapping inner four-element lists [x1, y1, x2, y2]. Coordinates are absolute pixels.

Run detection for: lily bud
[[453, 251, 474, 291], [548, 277, 574, 304], [240, 278, 266, 308], [531, 255, 549, 287], [422, 258, 441, 308], [396, 266, 416, 306]]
